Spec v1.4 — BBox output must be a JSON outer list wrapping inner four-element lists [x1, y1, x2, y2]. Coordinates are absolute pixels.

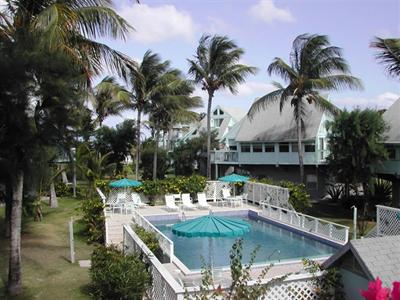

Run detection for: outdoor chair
[[182, 193, 196, 210], [197, 193, 211, 209], [131, 193, 147, 208], [173, 194, 181, 204], [112, 192, 125, 213], [221, 189, 235, 206], [165, 195, 179, 211]]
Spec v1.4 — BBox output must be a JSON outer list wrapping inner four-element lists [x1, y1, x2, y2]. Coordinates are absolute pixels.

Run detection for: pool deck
[[105, 203, 326, 286]]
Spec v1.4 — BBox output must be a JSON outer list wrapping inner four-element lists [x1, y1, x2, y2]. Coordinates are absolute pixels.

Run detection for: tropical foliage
[[371, 37, 400, 80], [188, 34, 256, 179], [90, 245, 151, 300], [80, 197, 105, 244], [248, 34, 362, 183]]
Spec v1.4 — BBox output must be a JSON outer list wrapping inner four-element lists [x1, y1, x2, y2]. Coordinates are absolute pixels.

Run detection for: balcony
[[211, 150, 239, 163]]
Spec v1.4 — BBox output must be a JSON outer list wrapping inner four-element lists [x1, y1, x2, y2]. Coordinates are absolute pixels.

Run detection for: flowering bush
[[360, 278, 400, 300]]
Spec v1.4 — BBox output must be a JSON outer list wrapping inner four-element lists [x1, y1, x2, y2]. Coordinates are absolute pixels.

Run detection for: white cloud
[[119, 3, 195, 43], [334, 92, 400, 110], [235, 81, 276, 97], [248, 0, 295, 23]]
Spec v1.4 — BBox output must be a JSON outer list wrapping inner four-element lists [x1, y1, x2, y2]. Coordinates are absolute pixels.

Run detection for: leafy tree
[[94, 119, 137, 172], [77, 144, 115, 198], [0, 0, 131, 294], [127, 51, 170, 180], [188, 34, 256, 179], [147, 70, 202, 179], [90, 76, 131, 127], [326, 109, 388, 214], [248, 34, 362, 183], [140, 140, 170, 180], [171, 132, 218, 176], [371, 37, 400, 80]]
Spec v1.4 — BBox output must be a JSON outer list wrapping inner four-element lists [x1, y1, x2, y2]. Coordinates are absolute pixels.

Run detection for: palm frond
[[371, 37, 400, 79]]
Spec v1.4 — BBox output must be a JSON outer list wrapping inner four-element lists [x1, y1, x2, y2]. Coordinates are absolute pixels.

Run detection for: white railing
[[244, 181, 291, 209], [123, 225, 186, 300], [261, 203, 349, 244], [377, 205, 400, 237], [96, 187, 110, 246], [124, 225, 323, 300], [131, 210, 174, 262], [211, 150, 239, 163], [204, 181, 232, 201]]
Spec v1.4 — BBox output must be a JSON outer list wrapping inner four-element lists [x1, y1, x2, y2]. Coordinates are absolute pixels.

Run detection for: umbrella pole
[[209, 237, 214, 283]]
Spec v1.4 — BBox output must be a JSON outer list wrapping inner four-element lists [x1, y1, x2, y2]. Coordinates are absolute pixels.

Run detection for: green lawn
[[0, 198, 94, 299]]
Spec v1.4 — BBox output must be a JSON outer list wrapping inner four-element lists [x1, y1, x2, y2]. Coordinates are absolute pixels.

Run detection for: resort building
[[177, 105, 246, 147], [374, 98, 400, 206], [211, 101, 333, 198]]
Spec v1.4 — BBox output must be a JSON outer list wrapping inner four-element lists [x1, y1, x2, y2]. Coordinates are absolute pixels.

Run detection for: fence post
[[376, 206, 381, 236], [69, 217, 75, 263], [301, 215, 305, 229], [329, 224, 333, 238], [279, 208, 282, 221], [314, 219, 319, 233]]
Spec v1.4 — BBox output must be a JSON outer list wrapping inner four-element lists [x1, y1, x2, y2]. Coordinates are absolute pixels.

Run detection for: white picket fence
[[131, 210, 174, 262], [123, 225, 322, 300], [376, 205, 400, 237], [261, 203, 349, 244], [204, 181, 291, 209]]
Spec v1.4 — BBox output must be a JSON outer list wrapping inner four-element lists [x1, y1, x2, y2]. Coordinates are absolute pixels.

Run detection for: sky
[[101, 0, 400, 127]]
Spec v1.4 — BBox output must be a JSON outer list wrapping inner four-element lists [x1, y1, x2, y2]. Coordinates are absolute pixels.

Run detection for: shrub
[[133, 225, 161, 257], [279, 181, 311, 213], [54, 182, 71, 196], [95, 179, 111, 194], [326, 184, 343, 202], [80, 198, 105, 244], [90, 245, 151, 300]]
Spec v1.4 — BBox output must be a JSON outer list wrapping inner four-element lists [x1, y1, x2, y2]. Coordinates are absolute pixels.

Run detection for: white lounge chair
[[131, 193, 147, 208], [181, 194, 196, 210], [165, 195, 179, 211], [197, 193, 211, 209], [173, 194, 181, 204], [112, 192, 125, 213]]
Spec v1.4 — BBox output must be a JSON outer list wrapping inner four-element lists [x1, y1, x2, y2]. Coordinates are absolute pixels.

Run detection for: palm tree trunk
[[153, 129, 159, 180], [296, 105, 305, 184], [135, 109, 141, 180], [206, 92, 213, 179], [4, 181, 12, 238], [49, 182, 58, 208], [8, 169, 23, 296]]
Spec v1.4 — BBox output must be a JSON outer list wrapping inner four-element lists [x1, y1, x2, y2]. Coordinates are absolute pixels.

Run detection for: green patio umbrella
[[219, 173, 249, 196], [109, 178, 142, 188], [172, 214, 250, 276]]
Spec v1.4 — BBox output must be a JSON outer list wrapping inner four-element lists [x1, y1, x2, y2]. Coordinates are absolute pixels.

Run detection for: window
[[306, 174, 317, 190], [387, 147, 396, 160], [219, 109, 224, 115], [212, 118, 223, 127], [213, 109, 218, 115], [279, 143, 289, 152], [265, 144, 275, 152], [252, 143, 263, 152], [291, 143, 298, 152], [305, 144, 316, 152], [241, 144, 251, 152], [319, 138, 324, 150], [229, 145, 237, 151]]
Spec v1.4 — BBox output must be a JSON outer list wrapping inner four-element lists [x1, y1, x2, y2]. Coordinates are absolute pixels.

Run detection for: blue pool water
[[153, 215, 337, 270]]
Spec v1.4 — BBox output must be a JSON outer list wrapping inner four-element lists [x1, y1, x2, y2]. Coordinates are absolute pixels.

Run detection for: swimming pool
[[152, 214, 338, 270]]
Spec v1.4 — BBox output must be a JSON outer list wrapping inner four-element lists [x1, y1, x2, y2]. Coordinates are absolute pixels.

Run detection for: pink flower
[[360, 278, 390, 300], [392, 282, 400, 300]]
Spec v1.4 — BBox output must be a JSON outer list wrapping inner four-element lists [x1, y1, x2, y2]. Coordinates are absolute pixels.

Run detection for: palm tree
[[148, 70, 202, 179], [90, 76, 131, 127], [0, 0, 131, 295], [127, 51, 170, 180], [188, 34, 257, 179], [248, 34, 362, 183], [371, 37, 400, 80]]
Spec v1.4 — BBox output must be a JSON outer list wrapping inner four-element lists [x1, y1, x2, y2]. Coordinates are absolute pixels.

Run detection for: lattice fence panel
[[316, 222, 331, 237], [266, 279, 318, 300], [205, 181, 231, 201], [244, 182, 290, 208], [377, 205, 400, 236]]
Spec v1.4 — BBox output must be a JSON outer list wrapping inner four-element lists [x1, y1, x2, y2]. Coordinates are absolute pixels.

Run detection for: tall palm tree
[[371, 37, 400, 80], [249, 34, 362, 183], [188, 34, 257, 179], [90, 76, 130, 127], [0, 0, 131, 295], [128, 51, 170, 180], [148, 70, 202, 179]]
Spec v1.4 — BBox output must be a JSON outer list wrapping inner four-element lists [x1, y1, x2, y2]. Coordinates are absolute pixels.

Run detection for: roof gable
[[383, 98, 400, 144], [235, 102, 325, 142]]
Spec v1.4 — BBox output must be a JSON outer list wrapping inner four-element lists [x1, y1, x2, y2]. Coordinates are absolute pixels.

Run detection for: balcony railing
[[211, 150, 238, 163]]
